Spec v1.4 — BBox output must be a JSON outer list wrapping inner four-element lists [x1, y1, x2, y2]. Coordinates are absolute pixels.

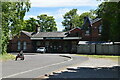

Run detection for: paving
[[2, 53, 119, 80], [42, 57, 120, 79], [1, 54, 88, 79]]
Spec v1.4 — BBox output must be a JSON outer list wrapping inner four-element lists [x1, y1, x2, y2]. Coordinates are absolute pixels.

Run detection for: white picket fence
[[77, 44, 120, 54]]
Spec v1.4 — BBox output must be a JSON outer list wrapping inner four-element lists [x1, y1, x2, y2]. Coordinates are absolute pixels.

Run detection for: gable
[[82, 17, 92, 30], [10, 31, 31, 43], [70, 28, 82, 33], [67, 28, 82, 37]]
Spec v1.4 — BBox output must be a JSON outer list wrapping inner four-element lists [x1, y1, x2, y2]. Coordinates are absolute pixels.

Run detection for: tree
[[37, 14, 57, 32], [62, 9, 96, 31], [23, 18, 38, 32], [62, 9, 78, 31], [79, 11, 96, 26], [1, 1, 31, 54], [96, 2, 120, 41]]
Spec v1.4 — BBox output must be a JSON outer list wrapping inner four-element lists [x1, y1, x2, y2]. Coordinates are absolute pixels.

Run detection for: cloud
[[53, 8, 71, 19], [53, 8, 89, 31], [77, 10, 90, 15], [30, 0, 102, 7], [26, 0, 103, 31], [24, 12, 52, 20], [53, 8, 89, 21], [24, 8, 93, 31], [24, 8, 89, 20], [56, 22, 64, 31]]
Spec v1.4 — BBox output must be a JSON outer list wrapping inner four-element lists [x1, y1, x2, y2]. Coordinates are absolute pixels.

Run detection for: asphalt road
[[2, 54, 88, 79]]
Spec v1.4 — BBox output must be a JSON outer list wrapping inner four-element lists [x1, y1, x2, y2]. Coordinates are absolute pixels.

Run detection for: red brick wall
[[8, 32, 33, 52], [68, 28, 82, 37], [91, 20, 102, 41], [81, 31, 91, 41], [81, 20, 102, 41]]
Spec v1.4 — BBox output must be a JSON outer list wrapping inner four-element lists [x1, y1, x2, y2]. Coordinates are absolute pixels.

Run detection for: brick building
[[8, 29, 82, 53], [8, 17, 102, 53], [81, 17, 102, 41]]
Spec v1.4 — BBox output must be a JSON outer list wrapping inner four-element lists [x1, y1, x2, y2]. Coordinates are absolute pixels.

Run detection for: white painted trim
[[31, 38, 43, 40], [63, 37, 81, 40], [31, 37, 82, 40]]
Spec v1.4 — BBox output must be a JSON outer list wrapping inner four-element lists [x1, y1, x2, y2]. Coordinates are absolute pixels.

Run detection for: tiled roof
[[21, 31, 33, 37], [69, 27, 82, 32], [91, 18, 102, 24], [81, 17, 102, 30], [31, 32, 67, 38]]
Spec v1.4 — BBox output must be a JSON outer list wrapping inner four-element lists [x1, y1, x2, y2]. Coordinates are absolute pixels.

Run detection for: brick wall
[[91, 20, 102, 41], [68, 28, 82, 37], [81, 19, 102, 41], [8, 32, 33, 52]]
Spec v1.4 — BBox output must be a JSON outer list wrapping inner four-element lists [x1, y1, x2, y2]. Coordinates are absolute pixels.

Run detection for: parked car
[[36, 47, 46, 53]]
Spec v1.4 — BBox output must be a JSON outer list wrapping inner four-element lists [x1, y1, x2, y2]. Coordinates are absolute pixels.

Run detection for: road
[[2, 54, 88, 79]]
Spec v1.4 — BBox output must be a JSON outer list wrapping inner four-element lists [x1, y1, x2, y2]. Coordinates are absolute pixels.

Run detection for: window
[[86, 30, 90, 34], [75, 32, 80, 37], [17, 41, 21, 50], [85, 30, 90, 36], [36, 41, 41, 46], [23, 41, 27, 50], [85, 27, 90, 35], [45, 41, 49, 46], [99, 25, 102, 33]]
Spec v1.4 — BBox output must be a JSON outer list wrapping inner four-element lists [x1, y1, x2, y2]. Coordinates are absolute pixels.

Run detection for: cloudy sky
[[24, 0, 103, 31]]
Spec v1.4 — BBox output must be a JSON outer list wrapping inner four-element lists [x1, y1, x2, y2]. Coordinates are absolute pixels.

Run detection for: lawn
[[0, 53, 15, 62], [77, 54, 120, 61]]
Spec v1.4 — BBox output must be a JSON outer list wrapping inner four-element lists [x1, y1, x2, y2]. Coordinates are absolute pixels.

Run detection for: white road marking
[[2, 55, 73, 78]]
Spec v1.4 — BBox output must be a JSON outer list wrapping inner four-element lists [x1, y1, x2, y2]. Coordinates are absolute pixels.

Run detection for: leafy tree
[[23, 18, 38, 32], [96, 2, 120, 41], [1, 1, 31, 54], [62, 9, 96, 31], [62, 9, 78, 31], [79, 11, 96, 26], [37, 14, 57, 32]]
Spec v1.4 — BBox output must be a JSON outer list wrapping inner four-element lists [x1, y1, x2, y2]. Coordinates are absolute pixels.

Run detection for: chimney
[[35, 24, 40, 33], [37, 27, 40, 33]]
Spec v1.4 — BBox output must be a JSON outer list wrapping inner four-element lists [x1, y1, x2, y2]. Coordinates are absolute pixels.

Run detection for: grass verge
[[0, 53, 15, 62], [77, 54, 120, 61]]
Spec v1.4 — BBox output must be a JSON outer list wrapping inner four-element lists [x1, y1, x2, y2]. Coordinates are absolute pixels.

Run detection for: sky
[[24, 0, 103, 31]]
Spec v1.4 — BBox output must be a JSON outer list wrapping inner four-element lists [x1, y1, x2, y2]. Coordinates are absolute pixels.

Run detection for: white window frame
[[99, 25, 102, 34], [17, 41, 21, 50], [23, 41, 27, 50], [85, 30, 90, 36]]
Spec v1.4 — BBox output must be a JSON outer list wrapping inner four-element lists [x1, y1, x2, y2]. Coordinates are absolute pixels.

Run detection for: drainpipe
[[95, 43, 96, 54]]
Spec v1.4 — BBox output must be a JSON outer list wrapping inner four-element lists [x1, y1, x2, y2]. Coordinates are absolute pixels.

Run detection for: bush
[[0, 53, 15, 61]]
